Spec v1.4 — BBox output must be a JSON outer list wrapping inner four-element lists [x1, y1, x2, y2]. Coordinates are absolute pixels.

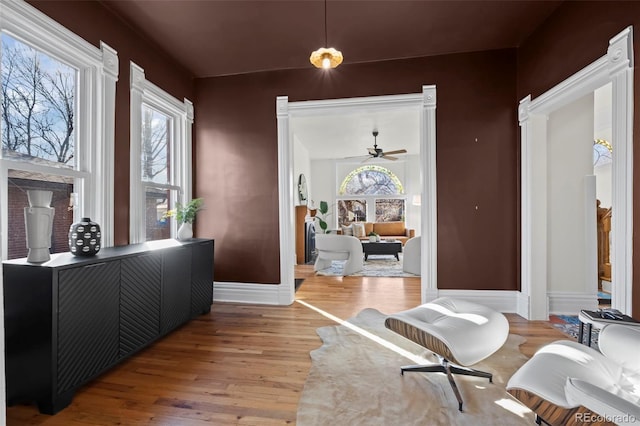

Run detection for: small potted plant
[[368, 231, 379, 242], [314, 200, 332, 234], [163, 198, 204, 240]]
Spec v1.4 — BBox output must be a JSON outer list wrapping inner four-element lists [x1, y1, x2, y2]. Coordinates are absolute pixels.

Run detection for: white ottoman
[[385, 297, 509, 411]]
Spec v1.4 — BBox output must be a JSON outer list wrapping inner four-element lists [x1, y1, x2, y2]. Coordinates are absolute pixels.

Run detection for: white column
[[97, 42, 118, 247], [276, 96, 295, 305], [129, 62, 145, 244], [182, 99, 195, 201], [519, 96, 550, 320], [607, 27, 634, 313], [421, 85, 438, 302]]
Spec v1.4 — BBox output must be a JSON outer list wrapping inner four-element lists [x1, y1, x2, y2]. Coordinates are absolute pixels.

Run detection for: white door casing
[[274, 86, 438, 305], [518, 26, 634, 319]]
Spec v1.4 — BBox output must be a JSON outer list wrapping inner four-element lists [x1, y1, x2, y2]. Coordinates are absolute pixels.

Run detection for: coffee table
[[361, 240, 402, 261]]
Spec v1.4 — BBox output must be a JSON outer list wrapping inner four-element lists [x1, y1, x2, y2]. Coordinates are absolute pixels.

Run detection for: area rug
[[297, 308, 534, 425], [550, 315, 600, 350], [315, 254, 417, 277]]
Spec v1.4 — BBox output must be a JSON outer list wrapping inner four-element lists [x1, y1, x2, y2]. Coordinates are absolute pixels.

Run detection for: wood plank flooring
[[6, 270, 569, 425]]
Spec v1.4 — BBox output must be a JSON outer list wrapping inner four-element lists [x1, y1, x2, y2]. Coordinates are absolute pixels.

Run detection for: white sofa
[[507, 323, 640, 426], [314, 234, 363, 276]]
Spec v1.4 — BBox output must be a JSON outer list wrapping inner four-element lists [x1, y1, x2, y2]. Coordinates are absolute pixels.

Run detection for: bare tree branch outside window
[[141, 105, 170, 183], [1, 33, 76, 167]]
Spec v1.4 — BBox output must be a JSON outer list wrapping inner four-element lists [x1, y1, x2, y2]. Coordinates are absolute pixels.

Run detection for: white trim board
[[548, 291, 598, 316]]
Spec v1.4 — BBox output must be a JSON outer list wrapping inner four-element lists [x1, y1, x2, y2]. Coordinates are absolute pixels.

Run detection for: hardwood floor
[[6, 271, 569, 425]]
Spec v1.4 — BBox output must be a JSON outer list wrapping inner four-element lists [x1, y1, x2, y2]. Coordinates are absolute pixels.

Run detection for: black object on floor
[[295, 278, 304, 292]]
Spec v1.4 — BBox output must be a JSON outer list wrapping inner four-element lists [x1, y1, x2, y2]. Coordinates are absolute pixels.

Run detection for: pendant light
[[309, 0, 343, 69]]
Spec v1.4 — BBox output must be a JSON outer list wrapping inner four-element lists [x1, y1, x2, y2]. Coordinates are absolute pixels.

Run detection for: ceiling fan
[[347, 130, 407, 162]]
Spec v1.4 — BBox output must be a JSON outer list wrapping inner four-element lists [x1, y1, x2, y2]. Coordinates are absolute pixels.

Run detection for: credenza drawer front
[[191, 241, 214, 316], [57, 261, 120, 395], [161, 247, 192, 334], [120, 254, 162, 356]]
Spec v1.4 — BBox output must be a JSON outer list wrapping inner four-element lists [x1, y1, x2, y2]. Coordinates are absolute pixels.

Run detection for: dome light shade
[[310, 47, 343, 69]]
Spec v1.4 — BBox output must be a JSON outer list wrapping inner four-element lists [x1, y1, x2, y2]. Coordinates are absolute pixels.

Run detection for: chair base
[[400, 355, 493, 412]]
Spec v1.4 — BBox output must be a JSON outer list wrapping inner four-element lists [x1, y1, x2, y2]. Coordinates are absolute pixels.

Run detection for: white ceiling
[[292, 107, 420, 160]]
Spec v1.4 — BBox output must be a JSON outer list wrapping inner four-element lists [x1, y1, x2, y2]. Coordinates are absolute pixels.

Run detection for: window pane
[[337, 199, 367, 226], [339, 165, 404, 195], [7, 170, 75, 259], [145, 187, 173, 241], [375, 199, 405, 222], [593, 139, 612, 167], [141, 104, 171, 184], [1, 33, 77, 168]]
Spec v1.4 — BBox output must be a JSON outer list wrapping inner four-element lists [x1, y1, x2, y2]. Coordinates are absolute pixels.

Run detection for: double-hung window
[[129, 62, 193, 243], [0, 1, 118, 260]]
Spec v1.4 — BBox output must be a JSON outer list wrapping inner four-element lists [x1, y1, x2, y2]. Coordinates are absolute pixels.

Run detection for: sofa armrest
[[406, 228, 415, 238]]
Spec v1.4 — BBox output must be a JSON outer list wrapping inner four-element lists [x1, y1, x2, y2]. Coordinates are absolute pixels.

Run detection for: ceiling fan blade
[[382, 149, 407, 155], [344, 154, 369, 159], [361, 156, 374, 163], [367, 147, 377, 155], [383, 155, 398, 161]]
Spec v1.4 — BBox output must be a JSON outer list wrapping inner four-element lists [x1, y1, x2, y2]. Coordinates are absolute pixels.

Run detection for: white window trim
[[129, 61, 194, 243], [0, 0, 119, 253]]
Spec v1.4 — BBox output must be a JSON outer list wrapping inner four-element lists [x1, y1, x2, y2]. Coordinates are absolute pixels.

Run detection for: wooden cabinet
[[295, 205, 308, 264], [2, 238, 214, 414]]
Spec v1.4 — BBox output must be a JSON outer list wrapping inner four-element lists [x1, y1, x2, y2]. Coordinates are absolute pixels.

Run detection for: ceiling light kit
[[309, 0, 343, 69]]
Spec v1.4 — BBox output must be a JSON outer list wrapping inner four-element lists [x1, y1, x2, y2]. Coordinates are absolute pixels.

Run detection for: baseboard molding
[[214, 283, 526, 314], [516, 292, 530, 319], [548, 291, 598, 315], [213, 281, 293, 305], [434, 290, 520, 313]]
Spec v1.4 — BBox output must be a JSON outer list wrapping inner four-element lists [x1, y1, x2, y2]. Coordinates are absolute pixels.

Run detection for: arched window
[[593, 139, 612, 167], [339, 165, 404, 195], [337, 165, 406, 226]]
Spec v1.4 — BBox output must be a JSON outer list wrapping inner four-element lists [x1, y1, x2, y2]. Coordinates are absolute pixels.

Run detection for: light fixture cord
[[324, 0, 328, 46]]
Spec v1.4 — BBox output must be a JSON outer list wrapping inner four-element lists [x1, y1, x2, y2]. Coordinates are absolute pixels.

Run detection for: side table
[[577, 309, 640, 347], [577, 311, 606, 347]]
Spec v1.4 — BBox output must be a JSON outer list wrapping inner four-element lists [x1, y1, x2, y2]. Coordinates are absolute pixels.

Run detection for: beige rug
[[297, 308, 535, 425]]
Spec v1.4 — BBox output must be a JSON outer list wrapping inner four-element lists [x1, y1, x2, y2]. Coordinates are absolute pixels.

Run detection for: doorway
[[518, 27, 633, 320], [276, 86, 438, 304]]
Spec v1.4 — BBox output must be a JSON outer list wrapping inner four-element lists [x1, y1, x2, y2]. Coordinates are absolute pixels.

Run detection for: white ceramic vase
[[24, 190, 55, 263], [177, 222, 193, 240]]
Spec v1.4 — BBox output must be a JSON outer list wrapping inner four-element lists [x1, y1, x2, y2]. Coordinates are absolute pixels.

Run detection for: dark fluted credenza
[[3, 238, 214, 414]]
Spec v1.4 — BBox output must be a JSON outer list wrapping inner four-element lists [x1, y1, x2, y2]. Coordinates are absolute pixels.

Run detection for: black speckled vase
[[68, 217, 101, 256]]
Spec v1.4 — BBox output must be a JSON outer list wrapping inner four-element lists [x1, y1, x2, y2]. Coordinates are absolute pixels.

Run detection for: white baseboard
[[516, 292, 530, 319], [213, 281, 293, 305], [547, 291, 598, 315], [213, 283, 602, 320]]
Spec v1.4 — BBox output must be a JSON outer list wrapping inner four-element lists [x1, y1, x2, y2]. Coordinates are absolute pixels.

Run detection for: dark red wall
[[517, 1, 640, 317], [27, 1, 195, 246], [195, 50, 519, 289]]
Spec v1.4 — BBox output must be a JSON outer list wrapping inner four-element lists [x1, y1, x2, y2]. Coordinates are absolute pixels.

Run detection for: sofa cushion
[[341, 224, 354, 236], [373, 221, 405, 236], [363, 222, 374, 235], [352, 222, 366, 238]]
